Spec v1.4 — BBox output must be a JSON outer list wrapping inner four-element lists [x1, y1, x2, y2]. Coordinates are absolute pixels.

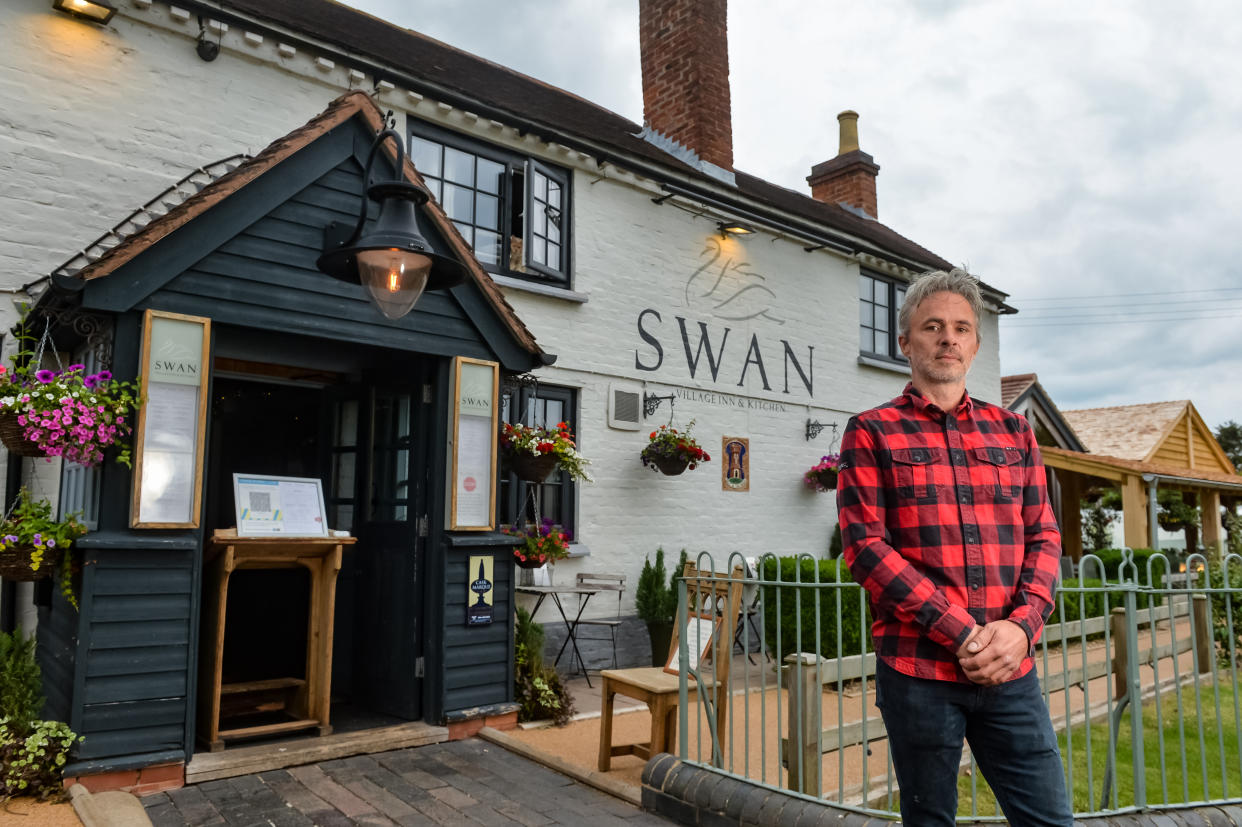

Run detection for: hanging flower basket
[[504, 450, 560, 483], [803, 455, 842, 492], [651, 456, 690, 476], [640, 421, 710, 475], [0, 543, 63, 582], [499, 422, 592, 483], [0, 410, 46, 457], [514, 555, 548, 570]]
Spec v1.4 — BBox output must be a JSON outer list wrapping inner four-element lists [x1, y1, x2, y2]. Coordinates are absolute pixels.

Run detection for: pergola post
[[1201, 488, 1223, 560], [1122, 474, 1149, 549], [1058, 471, 1083, 562]]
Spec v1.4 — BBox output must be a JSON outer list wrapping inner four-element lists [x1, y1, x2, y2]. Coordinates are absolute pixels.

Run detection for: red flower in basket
[[803, 454, 841, 492]]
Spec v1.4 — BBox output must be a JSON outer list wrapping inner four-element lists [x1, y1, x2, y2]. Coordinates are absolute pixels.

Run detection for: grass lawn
[[954, 678, 1241, 818]]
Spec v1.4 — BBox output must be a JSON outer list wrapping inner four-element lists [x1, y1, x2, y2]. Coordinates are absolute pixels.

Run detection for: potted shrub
[[635, 547, 686, 666], [500, 421, 592, 483], [0, 627, 81, 800], [640, 422, 710, 476], [0, 490, 88, 609], [803, 454, 842, 492], [0, 358, 141, 467]]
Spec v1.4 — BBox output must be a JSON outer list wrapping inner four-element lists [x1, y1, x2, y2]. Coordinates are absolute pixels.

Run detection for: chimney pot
[[806, 110, 880, 218], [837, 111, 860, 155]]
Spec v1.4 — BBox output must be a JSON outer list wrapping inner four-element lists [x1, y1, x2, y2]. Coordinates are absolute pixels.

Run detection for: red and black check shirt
[[837, 384, 1062, 683]]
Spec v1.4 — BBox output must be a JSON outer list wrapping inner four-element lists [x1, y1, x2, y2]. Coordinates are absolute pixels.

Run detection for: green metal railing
[[672, 549, 1242, 822]]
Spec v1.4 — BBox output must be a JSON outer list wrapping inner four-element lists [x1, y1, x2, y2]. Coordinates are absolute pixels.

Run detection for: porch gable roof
[[54, 91, 543, 367]]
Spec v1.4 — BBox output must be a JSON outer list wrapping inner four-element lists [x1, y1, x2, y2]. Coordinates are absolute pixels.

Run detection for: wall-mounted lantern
[[717, 220, 755, 239], [317, 127, 464, 320], [52, 0, 116, 24]]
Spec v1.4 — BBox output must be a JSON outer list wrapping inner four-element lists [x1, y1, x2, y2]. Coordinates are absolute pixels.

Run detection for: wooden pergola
[[1041, 400, 1240, 560]]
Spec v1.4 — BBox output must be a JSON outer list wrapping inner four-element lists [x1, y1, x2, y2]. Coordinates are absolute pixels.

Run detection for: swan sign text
[[633, 308, 814, 398]]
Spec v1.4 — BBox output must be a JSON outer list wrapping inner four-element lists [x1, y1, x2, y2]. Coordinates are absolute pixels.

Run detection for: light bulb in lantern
[[357, 248, 432, 319]]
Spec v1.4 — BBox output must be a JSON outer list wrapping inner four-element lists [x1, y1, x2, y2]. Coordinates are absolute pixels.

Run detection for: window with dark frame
[[408, 122, 571, 287], [859, 272, 908, 362], [499, 385, 578, 539]]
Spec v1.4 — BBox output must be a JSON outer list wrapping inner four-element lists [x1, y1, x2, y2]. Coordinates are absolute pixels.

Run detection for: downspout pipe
[[1142, 474, 1159, 552]]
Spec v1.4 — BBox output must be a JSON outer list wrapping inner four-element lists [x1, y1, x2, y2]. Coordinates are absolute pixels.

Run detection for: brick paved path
[[142, 739, 675, 826]]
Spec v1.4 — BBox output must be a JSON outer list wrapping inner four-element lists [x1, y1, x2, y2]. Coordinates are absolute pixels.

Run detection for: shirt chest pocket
[[973, 446, 1023, 502], [891, 447, 944, 503]]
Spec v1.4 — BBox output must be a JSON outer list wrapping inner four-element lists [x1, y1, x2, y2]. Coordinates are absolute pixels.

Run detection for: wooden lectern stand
[[198, 529, 356, 751]]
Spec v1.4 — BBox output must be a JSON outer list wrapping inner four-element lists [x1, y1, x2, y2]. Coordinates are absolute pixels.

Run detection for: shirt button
[[971, 583, 980, 591], [958, 490, 970, 503]]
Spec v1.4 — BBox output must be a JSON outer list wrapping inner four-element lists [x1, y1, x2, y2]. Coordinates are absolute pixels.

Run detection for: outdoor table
[[516, 584, 599, 687]]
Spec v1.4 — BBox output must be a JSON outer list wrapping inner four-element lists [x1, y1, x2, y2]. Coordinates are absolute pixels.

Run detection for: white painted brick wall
[[0, 1, 1006, 622]]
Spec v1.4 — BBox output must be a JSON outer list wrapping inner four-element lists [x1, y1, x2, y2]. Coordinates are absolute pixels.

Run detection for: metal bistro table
[[516, 583, 599, 687]]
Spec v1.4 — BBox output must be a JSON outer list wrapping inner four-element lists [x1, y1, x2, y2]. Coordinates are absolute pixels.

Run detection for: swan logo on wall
[[685, 237, 785, 325]]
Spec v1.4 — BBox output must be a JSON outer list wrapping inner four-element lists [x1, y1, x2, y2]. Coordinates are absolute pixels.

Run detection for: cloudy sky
[[351, 0, 1242, 431]]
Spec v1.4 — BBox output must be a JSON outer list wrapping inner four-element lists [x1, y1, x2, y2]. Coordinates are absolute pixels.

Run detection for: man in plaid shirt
[[838, 269, 1072, 826]]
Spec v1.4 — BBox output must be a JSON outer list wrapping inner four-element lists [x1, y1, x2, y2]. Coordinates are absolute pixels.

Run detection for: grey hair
[[897, 268, 985, 342]]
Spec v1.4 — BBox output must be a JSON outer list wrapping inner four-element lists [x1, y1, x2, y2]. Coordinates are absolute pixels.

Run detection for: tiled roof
[[1061, 400, 1189, 460], [65, 91, 541, 358], [210, 0, 983, 285], [1000, 373, 1037, 407]]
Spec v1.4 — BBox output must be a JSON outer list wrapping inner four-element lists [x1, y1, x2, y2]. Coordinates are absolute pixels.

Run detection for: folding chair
[[569, 572, 625, 671], [597, 562, 744, 771]]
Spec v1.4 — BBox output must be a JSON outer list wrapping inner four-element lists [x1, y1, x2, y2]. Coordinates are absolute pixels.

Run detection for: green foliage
[[1077, 548, 1168, 586], [0, 629, 43, 736], [0, 718, 80, 800], [1047, 579, 1127, 625], [1082, 502, 1116, 552], [635, 547, 685, 624], [1207, 564, 1242, 665], [759, 556, 872, 661], [1214, 420, 1242, 470], [0, 628, 78, 801], [0, 489, 88, 610], [1223, 510, 1242, 557], [1157, 489, 1199, 533], [513, 607, 574, 726], [828, 524, 842, 559]]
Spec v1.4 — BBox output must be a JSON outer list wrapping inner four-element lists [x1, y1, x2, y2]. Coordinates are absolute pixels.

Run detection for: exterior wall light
[[52, 0, 117, 24], [317, 127, 464, 320], [717, 220, 755, 238]]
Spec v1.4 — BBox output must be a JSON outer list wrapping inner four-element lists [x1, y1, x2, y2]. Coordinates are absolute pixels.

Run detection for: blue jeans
[[875, 660, 1073, 826]]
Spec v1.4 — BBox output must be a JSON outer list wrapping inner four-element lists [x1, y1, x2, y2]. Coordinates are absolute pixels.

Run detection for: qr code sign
[[248, 492, 272, 512]]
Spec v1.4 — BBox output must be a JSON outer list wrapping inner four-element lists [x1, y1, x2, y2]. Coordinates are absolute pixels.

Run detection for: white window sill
[[857, 354, 911, 375], [566, 542, 590, 559], [491, 274, 589, 303]]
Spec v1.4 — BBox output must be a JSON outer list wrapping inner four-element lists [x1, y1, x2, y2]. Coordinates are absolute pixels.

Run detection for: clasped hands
[[955, 620, 1028, 685]]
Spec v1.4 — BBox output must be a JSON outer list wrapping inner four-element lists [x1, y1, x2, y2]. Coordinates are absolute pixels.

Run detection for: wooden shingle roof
[[1062, 400, 1235, 475]]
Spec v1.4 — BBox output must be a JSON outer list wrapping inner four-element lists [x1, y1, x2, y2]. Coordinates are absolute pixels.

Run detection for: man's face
[[898, 291, 980, 387]]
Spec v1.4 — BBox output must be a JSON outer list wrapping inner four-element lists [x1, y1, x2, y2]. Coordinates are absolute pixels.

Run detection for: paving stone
[[286, 764, 382, 819], [376, 752, 450, 790], [341, 776, 422, 822], [257, 769, 337, 819], [495, 802, 556, 827], [429, 783, 481, 810], [143, 801, 186, 827]]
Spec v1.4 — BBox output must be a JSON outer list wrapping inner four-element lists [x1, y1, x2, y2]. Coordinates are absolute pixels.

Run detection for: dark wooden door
[[353, 375, 430, 720]]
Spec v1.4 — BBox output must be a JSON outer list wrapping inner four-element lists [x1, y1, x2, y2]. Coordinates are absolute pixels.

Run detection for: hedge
[[1049, 577, 1165, 626], [759, 556, 872, 660]]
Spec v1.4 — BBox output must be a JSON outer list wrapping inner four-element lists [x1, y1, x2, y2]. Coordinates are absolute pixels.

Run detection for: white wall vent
[[608, 383, 643, 431]]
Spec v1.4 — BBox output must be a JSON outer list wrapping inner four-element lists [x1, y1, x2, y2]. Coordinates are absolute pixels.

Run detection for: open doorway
[[199, 365, 427, 752]]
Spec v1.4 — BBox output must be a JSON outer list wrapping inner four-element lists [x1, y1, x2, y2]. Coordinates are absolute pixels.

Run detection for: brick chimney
[[807, 111, 880, 218], [638, 0, 734, 182]]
